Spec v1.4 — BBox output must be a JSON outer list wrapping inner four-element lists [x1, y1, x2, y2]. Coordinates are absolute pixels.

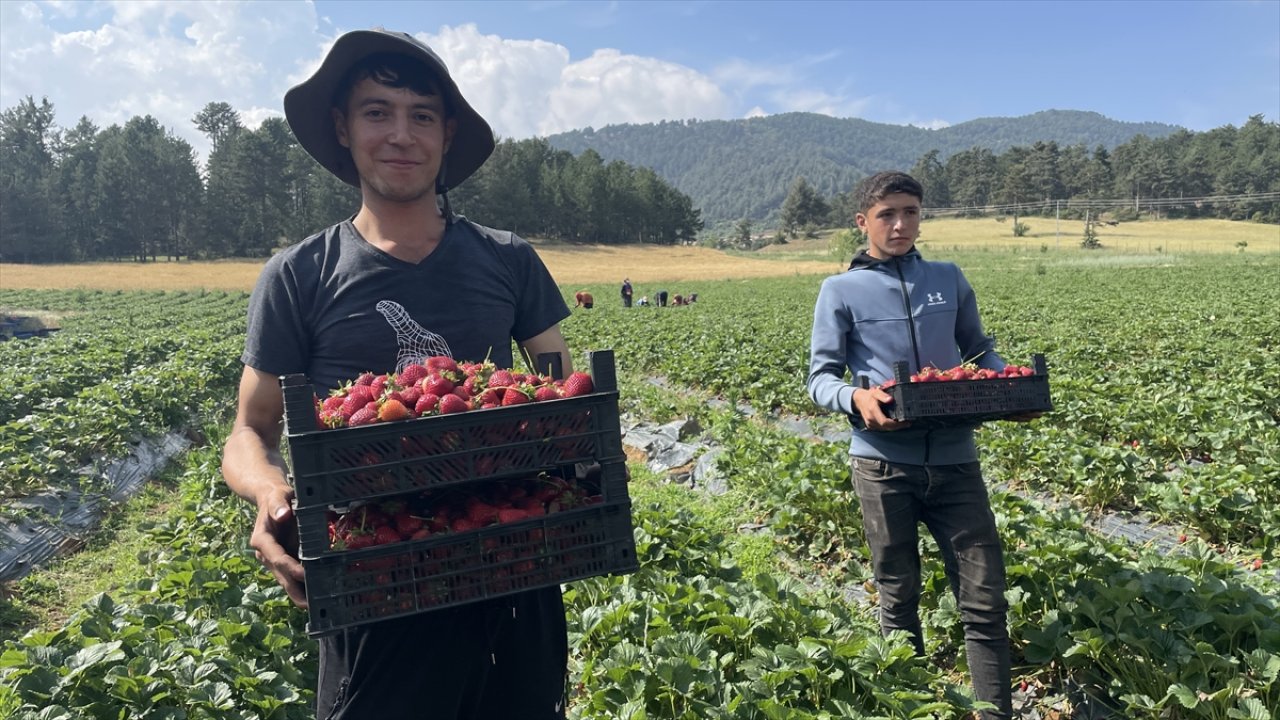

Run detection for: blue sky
[[2, 0, 1276, 163]]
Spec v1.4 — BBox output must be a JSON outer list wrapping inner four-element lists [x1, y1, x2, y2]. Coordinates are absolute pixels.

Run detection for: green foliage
[[3, 254, 1279, 719], [547, 110, 1190, 225], [829, 228, 865, 262]]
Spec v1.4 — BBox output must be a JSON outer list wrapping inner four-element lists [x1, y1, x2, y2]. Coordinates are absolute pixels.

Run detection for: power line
[[924, 191, 1280, 217]]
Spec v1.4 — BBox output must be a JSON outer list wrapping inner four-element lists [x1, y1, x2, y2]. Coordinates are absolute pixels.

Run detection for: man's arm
[[518, 324, 573, 378], [807, 278, 907, 431], [221, 365, 308, 607]]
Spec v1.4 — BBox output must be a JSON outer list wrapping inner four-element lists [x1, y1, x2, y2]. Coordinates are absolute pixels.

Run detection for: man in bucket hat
[[222, 28, 572, 718]]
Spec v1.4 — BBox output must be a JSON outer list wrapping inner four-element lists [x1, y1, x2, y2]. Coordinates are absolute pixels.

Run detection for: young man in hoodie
[[807, 171, 1030, 718]]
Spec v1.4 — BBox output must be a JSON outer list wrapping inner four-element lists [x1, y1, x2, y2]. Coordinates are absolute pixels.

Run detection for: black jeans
[[852, 457, 1012, 719]]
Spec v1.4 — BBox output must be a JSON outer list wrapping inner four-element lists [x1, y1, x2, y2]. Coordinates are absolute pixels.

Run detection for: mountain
[[544, 109, 1183, 226]]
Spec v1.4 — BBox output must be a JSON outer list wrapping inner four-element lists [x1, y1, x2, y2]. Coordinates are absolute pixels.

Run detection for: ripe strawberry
[[488, 369, 516, 388], [476, 387, 505, 405], [415, 392, 440, 415], [370, 373, 391, 397], [560, 371, 594, 397], [1252, 558, 1263, 571], [502, 387, 532, 405], [423, 375, 454, 396], [451, 517, 480, 533], [400, 386, 423, 408], [393, 510, 424, 536], [348, 405, 379, 426], [425, 356, 459, 375], [534, 385, 561, 402], [354, 372, 377, 387], [372, 524, 402, 546], [497, 508, 529, 524], [397, 363, 429, 388], [341, 385, 376, 416], [438, 394, 469, 414], [341, 532, 376, 550], [378, 398, 411, 422], [319, 394, 347, 428]]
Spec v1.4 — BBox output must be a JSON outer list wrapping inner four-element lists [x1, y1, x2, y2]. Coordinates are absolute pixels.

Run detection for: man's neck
[[352, 195, 447, 263]]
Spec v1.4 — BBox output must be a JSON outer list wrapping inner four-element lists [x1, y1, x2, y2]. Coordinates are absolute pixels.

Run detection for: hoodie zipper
[[891, 257, 931, 464]]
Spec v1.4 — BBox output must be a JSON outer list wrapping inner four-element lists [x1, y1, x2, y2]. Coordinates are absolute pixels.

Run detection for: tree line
[[3, 94, 1275, 263], [0, 98, 703, 263], [767, 115, 1280, 242]]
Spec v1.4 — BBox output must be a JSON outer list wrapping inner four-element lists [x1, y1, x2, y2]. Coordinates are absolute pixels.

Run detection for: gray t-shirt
[[242, 217, 570, 393]]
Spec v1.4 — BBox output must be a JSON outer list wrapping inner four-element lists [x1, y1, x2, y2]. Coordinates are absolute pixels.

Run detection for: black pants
[[317, 586, 568, 719], [852, 457, 1012, 719]]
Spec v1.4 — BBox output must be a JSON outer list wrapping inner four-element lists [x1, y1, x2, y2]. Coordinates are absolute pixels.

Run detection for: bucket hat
[[284, 28, 495, 191]]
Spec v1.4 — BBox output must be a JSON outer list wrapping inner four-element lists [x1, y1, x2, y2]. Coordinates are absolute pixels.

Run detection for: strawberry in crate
[[324, 472, 603, 552], [313, 355, 595, 429]]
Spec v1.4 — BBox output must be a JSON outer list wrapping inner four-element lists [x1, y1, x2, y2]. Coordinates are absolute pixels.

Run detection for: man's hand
[[853, 386, 911, 431], [251, 483, 307, 608]]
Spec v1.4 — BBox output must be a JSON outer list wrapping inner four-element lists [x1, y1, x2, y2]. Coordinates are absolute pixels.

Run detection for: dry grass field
[[762, 217, 1280, 257], [0, 245, 842, 292], [1, 218, 1275, 292]]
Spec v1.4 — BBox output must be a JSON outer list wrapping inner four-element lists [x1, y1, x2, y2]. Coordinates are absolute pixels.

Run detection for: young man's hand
[[853, 387, 911, 431], [251, 485, 308, 607]]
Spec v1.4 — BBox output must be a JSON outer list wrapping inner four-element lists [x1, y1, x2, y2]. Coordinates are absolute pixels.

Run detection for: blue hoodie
[[807, 248, 1005, 465]]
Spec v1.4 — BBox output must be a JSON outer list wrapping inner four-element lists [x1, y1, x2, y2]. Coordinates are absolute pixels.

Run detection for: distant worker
[[688, 293, 698, 303], [621, 278, 633, 308], [672, 294, 685, 306], [636, 296, 649, 307], [574, 291, 594, 309], [656, 289, 668, 307]]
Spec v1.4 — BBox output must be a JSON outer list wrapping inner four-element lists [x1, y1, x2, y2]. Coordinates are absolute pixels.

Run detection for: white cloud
[[0, 1, 886, 166], [544, 48, 729, 135], [1, 0, 314, 163]]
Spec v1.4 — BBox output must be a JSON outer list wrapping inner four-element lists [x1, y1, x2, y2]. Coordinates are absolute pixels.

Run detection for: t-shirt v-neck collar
[[344, 217, 454, 269]]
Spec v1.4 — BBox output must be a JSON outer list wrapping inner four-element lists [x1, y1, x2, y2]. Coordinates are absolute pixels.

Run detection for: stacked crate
[[279, 350, 636, 636]]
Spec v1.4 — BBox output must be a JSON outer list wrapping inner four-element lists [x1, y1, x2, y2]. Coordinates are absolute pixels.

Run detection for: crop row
[[562, 255, 1280, 550], [0, 290, 247, 502], [2, 371, 1274, 718]]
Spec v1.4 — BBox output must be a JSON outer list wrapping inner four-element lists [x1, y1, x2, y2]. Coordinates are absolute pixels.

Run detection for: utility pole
[[1055, 199, 1060, 247]]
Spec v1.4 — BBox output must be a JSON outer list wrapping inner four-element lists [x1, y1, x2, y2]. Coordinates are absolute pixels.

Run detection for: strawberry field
[[1, 251, 1278, 719]]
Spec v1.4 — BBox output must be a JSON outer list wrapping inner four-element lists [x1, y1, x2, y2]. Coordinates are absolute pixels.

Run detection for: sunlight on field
[[762, 217, 1280, 258], [921, 217, 1279, 254], [0, 219, 1274, 291], [0, 246, 843, 291]]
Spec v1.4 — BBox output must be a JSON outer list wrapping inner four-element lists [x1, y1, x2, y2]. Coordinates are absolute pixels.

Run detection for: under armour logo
[[926, 292, 946, 305]]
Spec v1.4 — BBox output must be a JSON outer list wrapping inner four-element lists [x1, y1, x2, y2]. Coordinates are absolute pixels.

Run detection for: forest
[[0, 99, 703, 263], [1, 96, 1277, 264]]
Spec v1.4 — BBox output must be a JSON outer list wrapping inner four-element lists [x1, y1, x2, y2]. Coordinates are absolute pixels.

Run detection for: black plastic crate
[[301, 498, 637, 636], [869, 354, 1053, 429], [295, 460, 631, 560], [280, 350, 624, 509]]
